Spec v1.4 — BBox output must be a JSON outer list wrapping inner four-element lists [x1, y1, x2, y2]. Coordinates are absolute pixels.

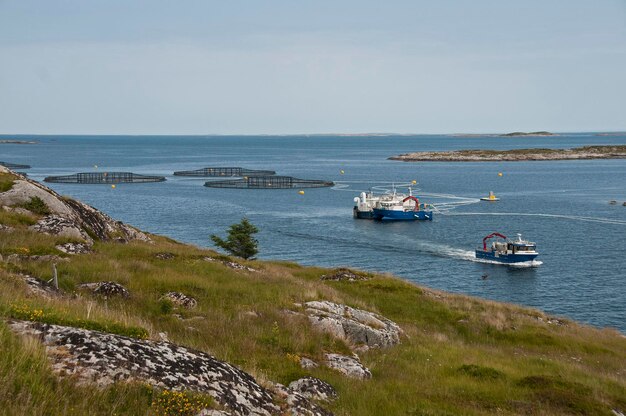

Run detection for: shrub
[[19, 196, 50, 216], [210, 218, 259, 259], [457, 364, 504, 380], [0, 173, 14, 193]]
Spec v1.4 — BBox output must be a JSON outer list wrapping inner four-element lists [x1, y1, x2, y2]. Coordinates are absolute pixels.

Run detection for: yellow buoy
[[498, 172, 503, 177], [411, 180, 417, 184], [298, 190, 305, 195], [111, 184, 116, 189], [340, 170, 345, 174]]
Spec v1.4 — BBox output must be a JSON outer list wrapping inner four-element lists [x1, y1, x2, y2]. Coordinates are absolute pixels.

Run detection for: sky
[[0, 0, 625, 135]]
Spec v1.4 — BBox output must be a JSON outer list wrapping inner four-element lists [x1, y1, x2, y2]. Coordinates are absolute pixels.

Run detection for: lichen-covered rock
[[56, 242, 92, 255], [303, 301, 402, 349], [161, 291, 198, 309], [0, 224, 14, 232], [272, 383, 334, 416], [203, 257, 258, 272], [288, 377, 337, 402], [299, 357, 319, 369], [320, 268, 370, 282], [30, 215, 92, 242], [9, 320, 280, 416], [154, 252, 176, 260], [324, 353, 371, 380], [21, 274, 61, 298], [2, 253, 69, 263], [78, 281, 130, 299], [197, 410, 233, 416]]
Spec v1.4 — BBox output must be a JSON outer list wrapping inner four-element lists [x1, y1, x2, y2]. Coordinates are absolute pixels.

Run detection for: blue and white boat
[[475, 233, 539, 264], [354, 188, 433, 221]]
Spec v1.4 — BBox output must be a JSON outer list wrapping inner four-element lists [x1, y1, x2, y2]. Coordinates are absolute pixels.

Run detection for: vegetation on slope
[[0, 171, 624, 415]]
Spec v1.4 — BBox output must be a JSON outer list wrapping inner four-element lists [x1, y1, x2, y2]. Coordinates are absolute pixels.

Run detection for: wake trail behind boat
[[444, 212, 626, 226]]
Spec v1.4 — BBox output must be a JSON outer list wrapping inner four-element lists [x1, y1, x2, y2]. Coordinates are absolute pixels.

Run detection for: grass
[[0, 210, 625, 415], [0, 173, 15, 193]]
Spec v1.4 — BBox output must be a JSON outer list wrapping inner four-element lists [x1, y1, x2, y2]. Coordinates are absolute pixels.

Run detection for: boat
[[475, 233, 539, 264], [353, 191, 380, 219], [354, 187, 433, 221], [480, 191, 499, 202]]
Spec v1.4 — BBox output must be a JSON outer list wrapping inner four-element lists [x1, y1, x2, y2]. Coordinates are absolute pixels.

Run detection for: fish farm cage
[[204, 175, 334, 189], [44, 172, 166, 184], [0, 162, 31, 169], [173, 167, 276, 177]]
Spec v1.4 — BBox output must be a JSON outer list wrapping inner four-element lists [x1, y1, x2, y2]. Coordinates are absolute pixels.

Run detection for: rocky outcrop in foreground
[[303, 301, 402, 350], [389, 145, 626, 162], [9, 320, 278, 415]]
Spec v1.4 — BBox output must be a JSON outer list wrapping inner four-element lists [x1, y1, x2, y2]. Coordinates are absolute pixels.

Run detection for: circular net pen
[[174, 167, 276, 177], [205, 175, 334, 189], [44, 172, 166, 184], [0, 162, 31, 169]]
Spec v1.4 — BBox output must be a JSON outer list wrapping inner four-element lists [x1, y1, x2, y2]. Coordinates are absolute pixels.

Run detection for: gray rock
[[2, 253, 69, 263], [203, 257, 258, 272], [21, 274, 61, 298], [78, 281, 130, 299], [303, 301, 402, 349], [288, 377, 337, 402], [320, 268, 369, 282], [324, 353, 371, 380], [56, 242, 92, 255], [154, 252, 176, 260], [272, 383, 334, 416], [9, 320, 279, 416], [197, 410, 233, 416], [30, 215, 92, 242], [161, 291, 198, 309], [299, 357, 319, 369]]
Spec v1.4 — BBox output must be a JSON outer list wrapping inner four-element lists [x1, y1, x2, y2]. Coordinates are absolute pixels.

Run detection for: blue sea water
[[2, 133, 625, 331]]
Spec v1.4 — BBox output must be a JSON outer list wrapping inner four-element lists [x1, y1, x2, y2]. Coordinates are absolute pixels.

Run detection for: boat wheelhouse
[[475, 233, 539, 264]]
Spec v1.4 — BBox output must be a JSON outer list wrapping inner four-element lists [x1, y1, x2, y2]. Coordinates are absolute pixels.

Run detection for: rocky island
[[390, 145, 626, 162], [0, 166, 624, 415], [0, 139, 38, 144]]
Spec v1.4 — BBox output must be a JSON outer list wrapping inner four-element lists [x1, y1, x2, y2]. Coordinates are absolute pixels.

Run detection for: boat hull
[[372, 209, 433, 221], [475, 250, 538, 263], [353, 207, 375, 219]]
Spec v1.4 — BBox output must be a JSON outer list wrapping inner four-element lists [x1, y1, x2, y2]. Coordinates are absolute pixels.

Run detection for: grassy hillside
[[0, 173, 624, 415]]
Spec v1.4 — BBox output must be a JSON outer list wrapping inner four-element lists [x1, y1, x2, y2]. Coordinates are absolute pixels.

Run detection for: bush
[[19, 196, 50, 216], [210, 218, 259, 259]]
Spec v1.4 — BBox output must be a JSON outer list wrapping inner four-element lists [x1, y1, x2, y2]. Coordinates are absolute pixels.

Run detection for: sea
[[2, 133, 625, 332]]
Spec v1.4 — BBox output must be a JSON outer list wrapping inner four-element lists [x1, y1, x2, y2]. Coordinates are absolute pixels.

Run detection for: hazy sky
[[1, 0, 625, 134]]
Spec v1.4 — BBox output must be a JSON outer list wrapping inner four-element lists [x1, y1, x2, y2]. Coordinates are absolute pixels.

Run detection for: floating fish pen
[[44, 172, 166, 184], [204, 175, 333, 189], [173, 167, 276, 177], [0, 162, 31, 169]]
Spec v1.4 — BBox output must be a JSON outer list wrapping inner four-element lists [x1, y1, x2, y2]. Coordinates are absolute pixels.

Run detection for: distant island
[[0, 139, 38, 144], [453, 131, 556, 138], [389, 145, 626, 162]]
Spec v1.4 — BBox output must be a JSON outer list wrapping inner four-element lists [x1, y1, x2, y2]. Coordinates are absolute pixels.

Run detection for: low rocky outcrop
[[1, 253, 69, 263], [272, 383, 334, 416], [154, 252, 176, 260], [20, 274, 61, 298], [204, 257, 258, 273], [303, 301, 402, 349], [8, 320, 279, 416], [161, 291, 198, 309], [288, 377, 337, 402], [78, 282, 130, 299], [299, 357, 319, 369], [320, 268, 370, 282], [324, 353, 371, 379], [31, 215, 92, 242], [56, 242, 92, 255]]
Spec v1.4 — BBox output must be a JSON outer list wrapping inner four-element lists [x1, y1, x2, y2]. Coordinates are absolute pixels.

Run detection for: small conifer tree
[[210, 218, 259, 259]]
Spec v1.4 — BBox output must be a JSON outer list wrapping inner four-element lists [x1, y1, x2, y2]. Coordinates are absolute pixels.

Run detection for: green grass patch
[[457, 364, 505, 380], [0, 173, 15, 192], [19, 196, 50, 216]]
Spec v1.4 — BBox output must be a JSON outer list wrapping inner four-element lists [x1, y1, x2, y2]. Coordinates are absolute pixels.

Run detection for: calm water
[[2, 134, 626, 331]]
